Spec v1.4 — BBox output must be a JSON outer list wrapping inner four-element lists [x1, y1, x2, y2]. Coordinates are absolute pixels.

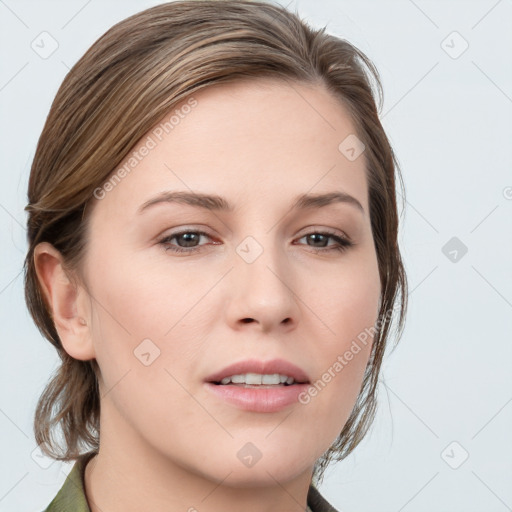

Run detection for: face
[[79, 78, 381, 485]]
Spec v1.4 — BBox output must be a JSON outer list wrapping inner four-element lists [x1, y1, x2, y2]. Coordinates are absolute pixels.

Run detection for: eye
[[158, 229, 354, 255], [159, 230, 215, 254], [295, 231, 354, 254]]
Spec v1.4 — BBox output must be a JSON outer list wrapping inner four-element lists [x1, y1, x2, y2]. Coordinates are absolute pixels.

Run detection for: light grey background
[[1, 1, 511, 511]]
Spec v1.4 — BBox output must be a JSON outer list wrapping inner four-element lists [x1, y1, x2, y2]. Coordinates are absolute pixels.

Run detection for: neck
[[83, 396, 314, 512]]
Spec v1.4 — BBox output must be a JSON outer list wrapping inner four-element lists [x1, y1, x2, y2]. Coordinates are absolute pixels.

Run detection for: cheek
[[304, 254, 380, 422], [303, 319, 375, 452], [307, 252, 381, 344], [84, 245, 214, 390], [85, 259, 201, 437], [86, 235, 182, 335]]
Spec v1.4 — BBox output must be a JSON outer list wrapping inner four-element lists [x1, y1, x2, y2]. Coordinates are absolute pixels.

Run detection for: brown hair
[[24, 0, 408, 485]]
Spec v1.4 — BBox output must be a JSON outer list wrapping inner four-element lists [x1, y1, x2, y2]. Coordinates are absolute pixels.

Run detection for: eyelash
[[158, 229, 354, 255]]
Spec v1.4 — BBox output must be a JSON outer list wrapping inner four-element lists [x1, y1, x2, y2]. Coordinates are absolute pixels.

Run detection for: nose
[[224, 236, 301, 334]]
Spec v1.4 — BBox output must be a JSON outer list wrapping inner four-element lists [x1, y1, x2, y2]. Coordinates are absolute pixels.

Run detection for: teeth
[[246, 372, 262, 385], [262, 374, 279, 385], [218, 373, 296, 385]]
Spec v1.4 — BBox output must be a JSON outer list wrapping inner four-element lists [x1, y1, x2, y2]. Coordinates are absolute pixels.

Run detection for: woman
[[24, 1, 408, 511]]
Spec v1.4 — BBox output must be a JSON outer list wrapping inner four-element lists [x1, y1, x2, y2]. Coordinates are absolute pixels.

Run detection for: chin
[[211, 443, 316, 487], [214, 460, 312, 489]]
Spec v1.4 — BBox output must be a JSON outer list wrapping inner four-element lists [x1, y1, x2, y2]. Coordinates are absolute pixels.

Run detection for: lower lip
[[204, 382, 310, 413]]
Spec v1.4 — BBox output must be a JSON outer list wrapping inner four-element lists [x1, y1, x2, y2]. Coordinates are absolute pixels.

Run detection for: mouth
[[204, 358, 310, 386], [210, 372, 307, 387], [203, 359, 311, 412]]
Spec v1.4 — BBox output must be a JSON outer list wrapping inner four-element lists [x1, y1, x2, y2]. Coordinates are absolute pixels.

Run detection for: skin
[[35, 78, 381, 512]]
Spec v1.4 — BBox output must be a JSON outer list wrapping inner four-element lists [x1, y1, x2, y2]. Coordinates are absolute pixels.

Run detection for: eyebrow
[[138, 190, 364, 214]]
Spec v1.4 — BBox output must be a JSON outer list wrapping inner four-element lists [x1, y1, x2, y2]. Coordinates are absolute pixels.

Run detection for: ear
[[33, 242, 96, 361]]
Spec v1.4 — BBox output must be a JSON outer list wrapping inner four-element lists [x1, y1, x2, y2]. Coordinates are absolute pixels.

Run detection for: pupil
[[310, 234, 327, 247], [179, 233, 198, 247]]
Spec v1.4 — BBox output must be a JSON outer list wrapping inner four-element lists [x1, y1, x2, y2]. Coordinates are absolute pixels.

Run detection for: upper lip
[[205, 358, 310, 384]]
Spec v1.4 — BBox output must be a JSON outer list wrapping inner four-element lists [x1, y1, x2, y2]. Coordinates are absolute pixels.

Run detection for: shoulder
[[43, 452, 97, 512], [307, 484, 340, 512]]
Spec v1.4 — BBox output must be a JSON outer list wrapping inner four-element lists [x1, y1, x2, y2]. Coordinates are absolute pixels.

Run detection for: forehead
[[90, 77, 369, 219]]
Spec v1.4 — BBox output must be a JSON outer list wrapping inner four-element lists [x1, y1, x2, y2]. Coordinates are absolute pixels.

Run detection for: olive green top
[[43, 452, 338, 512]]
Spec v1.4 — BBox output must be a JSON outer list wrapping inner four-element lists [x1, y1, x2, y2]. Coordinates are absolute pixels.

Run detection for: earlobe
[[33, 242, 96, 361]]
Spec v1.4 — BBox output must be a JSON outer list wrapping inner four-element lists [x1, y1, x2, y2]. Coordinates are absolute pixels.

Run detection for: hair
[[24, 0, 408, 485]]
